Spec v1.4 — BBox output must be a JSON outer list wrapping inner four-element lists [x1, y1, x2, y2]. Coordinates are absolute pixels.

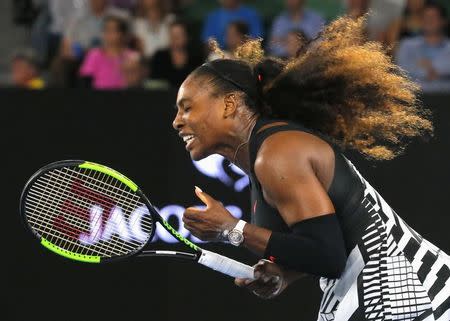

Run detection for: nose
[[172, 110, 184, 131]]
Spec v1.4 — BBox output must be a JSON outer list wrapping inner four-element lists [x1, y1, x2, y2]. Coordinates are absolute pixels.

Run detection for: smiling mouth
[[182, 134, 196, 150], [183, 134, 195, 144]]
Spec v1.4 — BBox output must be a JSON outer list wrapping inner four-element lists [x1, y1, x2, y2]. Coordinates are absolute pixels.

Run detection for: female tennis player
[[173, 17, 450, 321]]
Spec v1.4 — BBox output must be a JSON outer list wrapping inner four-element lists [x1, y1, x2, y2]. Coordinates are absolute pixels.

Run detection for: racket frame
[[20, 159, 200, 264]]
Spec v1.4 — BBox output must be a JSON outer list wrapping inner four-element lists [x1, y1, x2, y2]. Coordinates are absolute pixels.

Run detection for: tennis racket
[[20, 160, 255, 279]]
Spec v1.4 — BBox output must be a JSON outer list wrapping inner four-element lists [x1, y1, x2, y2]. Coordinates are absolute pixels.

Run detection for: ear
[[223, 93, 238, 118]]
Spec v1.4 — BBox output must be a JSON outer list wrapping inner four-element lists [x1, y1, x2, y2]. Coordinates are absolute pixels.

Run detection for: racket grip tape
[[198, 249, 255, 279]]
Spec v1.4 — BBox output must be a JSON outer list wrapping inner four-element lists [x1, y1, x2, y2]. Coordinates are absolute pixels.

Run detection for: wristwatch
[[226, 220, 246, 246]]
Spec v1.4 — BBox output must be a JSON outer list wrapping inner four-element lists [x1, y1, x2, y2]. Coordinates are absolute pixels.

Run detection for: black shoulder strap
[[249, 118, 306, 177], [248, 117, 342, 177]]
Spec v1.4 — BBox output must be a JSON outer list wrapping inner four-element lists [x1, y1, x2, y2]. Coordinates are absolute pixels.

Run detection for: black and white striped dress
[[317, 157, 450, 321], [248, 118, 450, 321]]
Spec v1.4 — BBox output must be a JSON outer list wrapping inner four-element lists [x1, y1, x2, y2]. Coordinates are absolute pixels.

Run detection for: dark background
[[4, 90, 450, 321]]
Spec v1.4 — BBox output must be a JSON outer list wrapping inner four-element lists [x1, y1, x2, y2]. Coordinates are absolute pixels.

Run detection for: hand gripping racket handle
[[198, 249, 255, 279]]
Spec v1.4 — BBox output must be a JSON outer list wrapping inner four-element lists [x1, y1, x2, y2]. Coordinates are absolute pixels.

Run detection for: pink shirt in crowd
[[79, 48, 137, 89]]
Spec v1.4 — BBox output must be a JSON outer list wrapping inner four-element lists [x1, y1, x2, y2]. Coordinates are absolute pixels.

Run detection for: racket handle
[[198, 249, 255, 279]]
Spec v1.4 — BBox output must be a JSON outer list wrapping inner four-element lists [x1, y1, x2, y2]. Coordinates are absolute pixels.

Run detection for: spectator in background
[[383, 0, 426, 49], [396, 3, 450, 93], [50, 0, 127, 87], [10, 49, 45, 89], [122, 54, 148, 88], [122, 54, 170, 89], [208, 21, 249, 61], [151, 20, 203, 88], [79, 15, 138, 89], [202, 0, 263, 49], [268, 0, 324, 58], [347, 0, 370, 19], [31, 0, 88, 67], [61, 0, 127, 61], [285, 29, 308, 59], [227, 21, 249, 53], [133, 0, 175, 59]]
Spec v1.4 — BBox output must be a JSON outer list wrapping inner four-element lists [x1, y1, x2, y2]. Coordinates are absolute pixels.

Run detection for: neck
[[425, 33, 444, 45], [290, 8, 304, 20], [217, 114, 258, 175], [104, 46, 123, 55], [147, 12, 162, 24]]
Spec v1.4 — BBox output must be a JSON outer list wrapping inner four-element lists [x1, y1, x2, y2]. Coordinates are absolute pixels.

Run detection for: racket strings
[[26, 184, 146, 256], [26, 170, 143, 257], [60, 167, 151, 253], [61, 167, 154, 250], [26, 168, 149, 257], [31, 169, 143, 218], [25, 166, 154, 258]]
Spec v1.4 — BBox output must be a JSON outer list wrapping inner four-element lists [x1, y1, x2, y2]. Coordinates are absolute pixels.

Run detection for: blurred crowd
[[8, 0, 450, 93]]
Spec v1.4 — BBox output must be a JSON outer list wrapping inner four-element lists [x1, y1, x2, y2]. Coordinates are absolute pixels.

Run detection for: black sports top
[[247, 118, 450, 320], [248, 117, 366, 254]]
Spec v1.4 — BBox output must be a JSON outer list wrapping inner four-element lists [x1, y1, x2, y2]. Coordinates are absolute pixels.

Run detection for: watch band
[[234, 220, 246, 233], [227, 220, 247, 246]]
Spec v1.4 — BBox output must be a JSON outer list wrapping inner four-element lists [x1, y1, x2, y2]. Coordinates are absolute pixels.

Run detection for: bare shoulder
[[254, 130, 335, 190]]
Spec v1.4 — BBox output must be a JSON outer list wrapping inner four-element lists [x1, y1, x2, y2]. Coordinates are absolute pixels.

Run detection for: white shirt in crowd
[[133, 14, 175, 58]]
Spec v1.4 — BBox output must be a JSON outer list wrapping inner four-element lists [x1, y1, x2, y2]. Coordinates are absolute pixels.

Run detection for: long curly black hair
[[189, 16, 433, 160]]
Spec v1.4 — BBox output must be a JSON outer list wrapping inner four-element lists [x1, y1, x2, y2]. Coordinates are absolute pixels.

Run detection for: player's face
[[173, 76, 226, 161]]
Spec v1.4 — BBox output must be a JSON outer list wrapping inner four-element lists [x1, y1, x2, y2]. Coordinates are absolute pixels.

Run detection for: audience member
[[10, 49, 45, 89], [62, 0, 127, 61], [31, 0, 87, 67], [396, 3, 450, 93], [346, 0, 370, 19], [122, 54, 170, 89], [122, 54, 148, 88], [49, 0, 127, 87], [226, 21, 249, 52], [383, 0, 426, 49], [151, 20, 203, 88], [201, 0, 263, 48], [133, 0, 175, 59], [268, 0, 324, 57], [79, 15, 138, 89], [208, 21, 249, 60], [285, 29, 308, 59]]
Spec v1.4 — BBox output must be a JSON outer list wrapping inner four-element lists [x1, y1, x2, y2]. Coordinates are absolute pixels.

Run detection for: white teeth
[[183, 135, 195, 143]]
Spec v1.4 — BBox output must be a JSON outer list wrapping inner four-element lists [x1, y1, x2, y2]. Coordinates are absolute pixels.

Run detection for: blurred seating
[[151, 20, 204, 88], [267, 0, 325, 58], [201, 0, 263, 48], [396, 3, 450, 93], [10, 48, 45, 89], [79, 15, 139, 89], [133, 0, 176, 59]]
